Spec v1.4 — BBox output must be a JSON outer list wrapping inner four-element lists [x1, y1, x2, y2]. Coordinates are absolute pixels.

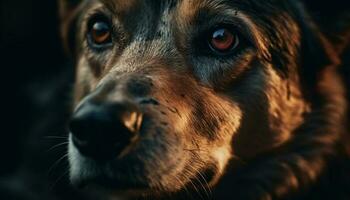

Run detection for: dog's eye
[[208, 27, 239, 54], [91, 21, 111, 44], [87, 17, 112, 48]]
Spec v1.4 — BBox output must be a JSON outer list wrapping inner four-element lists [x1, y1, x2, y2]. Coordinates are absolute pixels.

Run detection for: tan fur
[[60, 0, 349, 199]]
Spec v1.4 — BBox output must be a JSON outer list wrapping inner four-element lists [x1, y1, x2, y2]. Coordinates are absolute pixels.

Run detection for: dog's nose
[[69, 100, 143, 160]]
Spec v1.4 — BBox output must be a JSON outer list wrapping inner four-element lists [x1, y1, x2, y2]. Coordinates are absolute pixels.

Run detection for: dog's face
[[64, 0, 309, 197]]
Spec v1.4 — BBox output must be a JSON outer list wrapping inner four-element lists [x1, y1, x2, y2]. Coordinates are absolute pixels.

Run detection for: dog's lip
[[75, 181, 150, 199], [73, 173, 150, 192], [71, 165, 148, 189]]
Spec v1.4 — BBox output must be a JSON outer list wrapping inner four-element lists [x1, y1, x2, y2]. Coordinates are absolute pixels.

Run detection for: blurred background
[[0, 1, 86, 199], [0, 0, 349, 200]]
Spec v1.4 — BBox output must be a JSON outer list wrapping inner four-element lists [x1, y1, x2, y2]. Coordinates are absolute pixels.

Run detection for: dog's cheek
[[208, 145, 233, 185], [192, 96, 242, 185], [264, 68, 307, 145], [142, 68, 242, 188]]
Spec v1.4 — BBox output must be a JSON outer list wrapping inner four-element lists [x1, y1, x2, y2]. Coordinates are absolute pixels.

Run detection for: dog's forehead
[[99, 0, 239, 18], [97, 0, 250, 41]]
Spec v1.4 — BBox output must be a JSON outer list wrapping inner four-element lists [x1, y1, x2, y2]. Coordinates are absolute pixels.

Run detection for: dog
[[59, 0, 350, 199]]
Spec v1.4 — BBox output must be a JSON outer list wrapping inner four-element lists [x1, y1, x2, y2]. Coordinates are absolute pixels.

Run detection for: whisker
[[47, 153, 68, 175], [184, 149, 213, 199], [184, 168, 205, 200], [197, 170, 212, 199], [172, 173, 192, 200], [188, 164, 212, 200], [46, 142, 69, 153], [44, 136, 68, 140]]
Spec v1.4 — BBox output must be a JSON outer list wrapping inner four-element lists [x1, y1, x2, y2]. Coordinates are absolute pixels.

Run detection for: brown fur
[[59, 0, 350, 199]]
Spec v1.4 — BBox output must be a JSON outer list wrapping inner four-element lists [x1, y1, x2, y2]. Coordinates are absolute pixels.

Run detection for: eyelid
[[196, 14, 258, 49], [87, 13, 112, 29], [86, 13, 114, 51]]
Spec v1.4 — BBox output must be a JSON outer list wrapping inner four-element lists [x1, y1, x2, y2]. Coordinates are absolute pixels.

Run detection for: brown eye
[[209, 28, 239, 53], [88, 19, 112, 46]]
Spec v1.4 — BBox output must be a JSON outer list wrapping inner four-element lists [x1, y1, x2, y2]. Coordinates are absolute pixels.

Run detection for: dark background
[[0, 1, 81, 199], [0, 0, 349, 200]]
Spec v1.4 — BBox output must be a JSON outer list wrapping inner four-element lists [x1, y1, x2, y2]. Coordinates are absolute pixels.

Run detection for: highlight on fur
[[58, 0, 350, 199]]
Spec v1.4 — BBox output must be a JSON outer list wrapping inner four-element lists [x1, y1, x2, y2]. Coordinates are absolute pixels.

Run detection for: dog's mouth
[[70, 160, 218, 199], [72, 168, 149, 193], [69, 147, 154, 195], [68, 131, 222, 199], [67, 122, 191, 194], [72, 172, 153, 199]]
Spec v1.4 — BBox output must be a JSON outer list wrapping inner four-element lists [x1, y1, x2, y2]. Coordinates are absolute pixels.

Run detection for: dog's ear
[[290, 2, 341, 98], [58, 0, 81, 20], [58, 0, 83, 56], [302, 0, 350, 53]]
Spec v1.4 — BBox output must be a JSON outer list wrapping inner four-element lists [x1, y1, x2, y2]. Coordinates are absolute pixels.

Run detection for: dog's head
[[60, 0, 335, 197]]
